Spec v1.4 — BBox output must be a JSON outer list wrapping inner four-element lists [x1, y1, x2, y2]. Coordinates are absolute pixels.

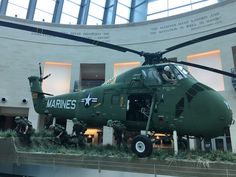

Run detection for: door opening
[[126, 94, 152, 122]]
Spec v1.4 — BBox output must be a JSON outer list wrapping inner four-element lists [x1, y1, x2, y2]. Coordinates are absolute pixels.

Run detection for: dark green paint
[[28, 63, 233, 138]]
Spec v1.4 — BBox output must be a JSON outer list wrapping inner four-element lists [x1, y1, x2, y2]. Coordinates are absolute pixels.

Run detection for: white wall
[[42, 62, 72, 95], [187, 50, 224, 91], [0, 0, 236, 151]]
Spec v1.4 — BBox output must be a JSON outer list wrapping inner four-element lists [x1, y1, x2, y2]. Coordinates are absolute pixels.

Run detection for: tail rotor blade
[[42, 74, 51, 80], [38, 63, 51, 82], [39, 63, 43, 79]]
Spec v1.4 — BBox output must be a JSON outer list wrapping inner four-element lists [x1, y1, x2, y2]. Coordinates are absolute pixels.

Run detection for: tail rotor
[[38, 63, 51, 82], [39, 62, 43, 80]]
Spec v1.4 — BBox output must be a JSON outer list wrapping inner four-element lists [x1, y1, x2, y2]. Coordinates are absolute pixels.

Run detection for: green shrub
[[32, 130, 53, 137], [0, 130, 16, 137]]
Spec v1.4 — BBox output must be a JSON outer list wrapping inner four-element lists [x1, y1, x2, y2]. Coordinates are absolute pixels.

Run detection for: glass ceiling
[[0, 0, 219, 25]]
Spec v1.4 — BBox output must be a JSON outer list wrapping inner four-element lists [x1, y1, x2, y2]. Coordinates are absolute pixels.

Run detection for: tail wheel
[[131, 135, 153, 158]]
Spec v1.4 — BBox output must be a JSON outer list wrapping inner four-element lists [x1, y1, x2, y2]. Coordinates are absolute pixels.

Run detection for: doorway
[[126, 94, 152, 122]]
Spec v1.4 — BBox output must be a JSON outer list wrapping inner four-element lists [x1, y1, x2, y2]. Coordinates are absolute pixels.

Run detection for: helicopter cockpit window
[[172, 66, 184, 80], [141, 68, 162, 85], [176, 65, 195, 79], [158, 65, 177, 84]]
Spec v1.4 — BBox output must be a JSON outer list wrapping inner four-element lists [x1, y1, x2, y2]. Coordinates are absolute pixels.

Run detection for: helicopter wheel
[[131, 135, 153, 158]]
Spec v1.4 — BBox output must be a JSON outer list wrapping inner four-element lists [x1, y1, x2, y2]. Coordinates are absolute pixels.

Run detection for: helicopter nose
[[190, 88, 232, 137]]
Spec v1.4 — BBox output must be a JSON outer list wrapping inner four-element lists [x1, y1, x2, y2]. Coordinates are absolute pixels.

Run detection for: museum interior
[[0, 0, 236, 176]]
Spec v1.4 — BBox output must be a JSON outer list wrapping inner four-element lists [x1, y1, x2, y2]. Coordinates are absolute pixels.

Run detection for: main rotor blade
[[163, 27, 236, 54], [170, 60, 236, 78], [0, 20, 142, 55]]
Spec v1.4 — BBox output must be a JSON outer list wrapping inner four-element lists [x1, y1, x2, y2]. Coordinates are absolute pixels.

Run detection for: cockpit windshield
[[175, 65, 195, 79], [154, 64, 195, 84]]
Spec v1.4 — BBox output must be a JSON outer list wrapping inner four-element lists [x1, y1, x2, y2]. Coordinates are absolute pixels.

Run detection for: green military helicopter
[[0, 20, 236, 157]]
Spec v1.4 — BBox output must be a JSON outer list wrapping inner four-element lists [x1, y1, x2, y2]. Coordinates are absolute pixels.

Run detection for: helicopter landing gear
[[131, 135, 153, 158], [131, 94, 155, 158]]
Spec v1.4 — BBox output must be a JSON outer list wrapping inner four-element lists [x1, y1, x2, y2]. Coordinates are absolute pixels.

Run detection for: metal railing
[[0, 152, 235, 177], [1, 138, 236, 177]]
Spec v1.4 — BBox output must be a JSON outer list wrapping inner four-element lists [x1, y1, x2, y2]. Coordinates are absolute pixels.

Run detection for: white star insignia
[[85, 94, 92, 106], [81, 94, 98, 107]]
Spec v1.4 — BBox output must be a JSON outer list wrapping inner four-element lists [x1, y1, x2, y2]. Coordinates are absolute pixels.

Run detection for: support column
[[37, 114, 46, 131], [223, 134, 227, 151], [211, 138, 216, 151], [189, 137, 198, 150], [201, 139, 205, 151], [77, 0, 90, 25], [26, 0, 37, 20], [102, 0, 117, 25], [173, 130, 178, 155], [52, 0, 64, 23], [66, 119, 73, 134], [130, 0, 148, 23], [230, 124, 236, 153], [0, 0, 8, 15], [102, 126, 114, 145]]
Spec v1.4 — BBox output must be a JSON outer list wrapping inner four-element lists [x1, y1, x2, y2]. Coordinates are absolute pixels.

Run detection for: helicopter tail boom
[[28, 76, 47, 113]]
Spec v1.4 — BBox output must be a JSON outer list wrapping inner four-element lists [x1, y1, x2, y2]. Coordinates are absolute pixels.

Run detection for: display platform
[[0, 138, 236, 177]]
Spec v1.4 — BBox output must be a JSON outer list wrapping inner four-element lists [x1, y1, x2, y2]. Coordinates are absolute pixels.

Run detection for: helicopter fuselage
[[29, 63, 233, 138]]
